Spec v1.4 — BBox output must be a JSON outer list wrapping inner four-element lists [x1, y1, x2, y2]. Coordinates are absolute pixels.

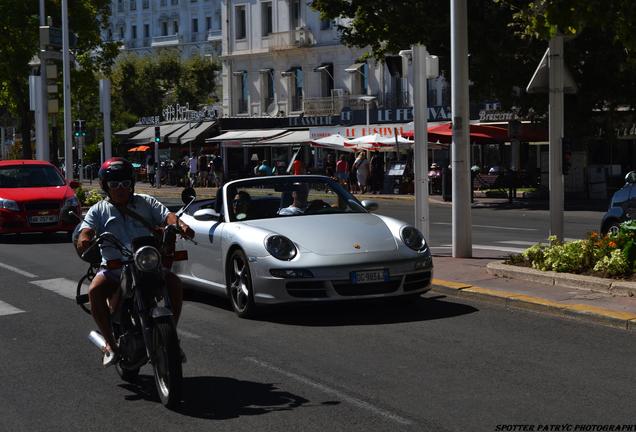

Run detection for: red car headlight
[[0, 198, 20, 211]]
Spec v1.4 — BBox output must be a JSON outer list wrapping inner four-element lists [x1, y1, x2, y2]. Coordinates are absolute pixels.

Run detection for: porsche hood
[[243, 213, 398, 255]]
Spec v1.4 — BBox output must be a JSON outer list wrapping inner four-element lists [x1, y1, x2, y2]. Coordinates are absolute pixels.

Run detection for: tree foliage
[[0, 0, 114, 159], [311, 0, 546, 110]]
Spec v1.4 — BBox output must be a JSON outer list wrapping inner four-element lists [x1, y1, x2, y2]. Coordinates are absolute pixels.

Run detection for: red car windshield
[[0, 165, 66, 188]]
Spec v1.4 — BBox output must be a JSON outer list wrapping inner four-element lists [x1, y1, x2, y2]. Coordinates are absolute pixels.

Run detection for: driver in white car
[[277, 187, 309, 216]]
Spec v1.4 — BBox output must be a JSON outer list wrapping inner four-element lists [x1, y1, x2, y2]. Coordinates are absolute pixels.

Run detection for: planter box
[[486, 261, 636, 297]]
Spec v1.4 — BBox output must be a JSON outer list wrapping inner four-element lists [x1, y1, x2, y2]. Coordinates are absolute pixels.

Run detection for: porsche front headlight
[[265, 235, 297, 261], [0, 198, 19, 211], [134, 246, 161, 271], [400, 226, 426, 251]]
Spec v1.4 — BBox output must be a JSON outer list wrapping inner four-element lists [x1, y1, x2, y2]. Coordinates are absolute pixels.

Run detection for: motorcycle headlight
[[134, 246, 161, 271], [64, 196, 79, 207], [265, 235, 297, 261], [400, 226, 426, 251], [0, 198, 19, 211]]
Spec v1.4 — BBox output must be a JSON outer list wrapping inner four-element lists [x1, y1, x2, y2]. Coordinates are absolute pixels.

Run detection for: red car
[[0, 160, 81, 235]]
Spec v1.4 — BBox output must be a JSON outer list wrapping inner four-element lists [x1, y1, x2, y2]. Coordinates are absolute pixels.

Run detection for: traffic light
[[73, 120, 86, 137], [562, 137, 572, 175], [154, 126, 161, 143]]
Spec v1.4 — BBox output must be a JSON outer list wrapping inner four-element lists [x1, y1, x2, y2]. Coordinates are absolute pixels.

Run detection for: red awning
[[403, 122, 547, 144]]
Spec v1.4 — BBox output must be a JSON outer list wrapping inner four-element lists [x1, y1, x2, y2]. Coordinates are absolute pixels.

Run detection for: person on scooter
[[75, 157, 194, 367]]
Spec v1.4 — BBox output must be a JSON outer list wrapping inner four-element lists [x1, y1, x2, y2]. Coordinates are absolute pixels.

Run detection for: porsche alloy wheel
[[227, 249, 257, 318]]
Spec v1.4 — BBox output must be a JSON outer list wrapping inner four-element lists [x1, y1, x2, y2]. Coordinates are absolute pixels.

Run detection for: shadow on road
[[259, 296, 478, 326], [0, 232, 71, 244], [120, 375, 327, 419]]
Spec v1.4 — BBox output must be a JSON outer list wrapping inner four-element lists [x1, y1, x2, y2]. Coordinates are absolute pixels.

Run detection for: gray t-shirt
[[78, 194, 170, 264]]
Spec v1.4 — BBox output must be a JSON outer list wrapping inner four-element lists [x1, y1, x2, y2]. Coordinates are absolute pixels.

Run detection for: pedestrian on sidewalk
[[353, 152, 369, 194], [188, 154, 198, 187]]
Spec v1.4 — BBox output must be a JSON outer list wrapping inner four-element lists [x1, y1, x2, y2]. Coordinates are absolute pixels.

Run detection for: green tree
[[0, 0, 114, 160], [311, 0, 545, 110]]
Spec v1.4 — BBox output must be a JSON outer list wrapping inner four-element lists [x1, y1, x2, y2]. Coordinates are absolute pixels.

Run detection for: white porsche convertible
[[173, 175, 433, 318]]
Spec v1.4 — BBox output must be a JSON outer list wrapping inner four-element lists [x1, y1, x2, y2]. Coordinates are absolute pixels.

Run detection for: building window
[[260, 69, 275, 113], [214, 8, 221, 30], [144, 24, 149, 38], [360, 63, 368, 95], [192, 18, 198, 33], [206, 16, 212, 31], [117, 0, 123, 12], [107, 29, 113, 41], [320, 19, 331, 30], [291, 0, 300, 29], [291, 66, 303, 112], [131, 25, 137, 39], [173, 20, 179, 34], [235, 5, 246, 40], [130, 0, 136, 11], [142, 0, 149, 9], [236, 71, 248, 114], [171, 0, 178, 5], [119, 26, 125, 39], [161, 21, 168, 36], [262, 2, 273, 36]]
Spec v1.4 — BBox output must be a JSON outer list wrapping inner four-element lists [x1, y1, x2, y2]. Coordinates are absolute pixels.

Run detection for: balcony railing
[[291, 95, 303, 112], [237, 98, 248, 114], [379, 91, 410, 109], [151, 34, 182, 47], [302, 94, 379, 116], [207, 29, 222, 41], [266, 28, 314, 51]]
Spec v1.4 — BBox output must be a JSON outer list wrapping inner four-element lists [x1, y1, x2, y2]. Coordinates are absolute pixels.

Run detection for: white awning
[[114, 125, 147, 138], [129, 123, 188, 144], [178, 121, 217, 144], [206, 129, 288, 145], [345, 63, 365, 72], [255, 130, 310, 146]]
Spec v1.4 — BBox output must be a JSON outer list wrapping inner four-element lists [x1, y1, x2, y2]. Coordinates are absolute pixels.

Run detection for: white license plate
[[351, 269, 389, 284], [29, 215, 58, 224]]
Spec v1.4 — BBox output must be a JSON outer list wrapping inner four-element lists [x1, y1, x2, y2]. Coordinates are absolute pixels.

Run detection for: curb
[[431, 278, 636, 331], [485, 261, 636, 298]]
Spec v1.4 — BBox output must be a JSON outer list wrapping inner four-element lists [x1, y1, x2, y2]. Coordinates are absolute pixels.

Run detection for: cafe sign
[[138, 103, 218, 125]]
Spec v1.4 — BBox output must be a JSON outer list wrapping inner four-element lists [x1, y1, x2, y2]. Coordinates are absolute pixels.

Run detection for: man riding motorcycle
[[75, 157, 194, 367]]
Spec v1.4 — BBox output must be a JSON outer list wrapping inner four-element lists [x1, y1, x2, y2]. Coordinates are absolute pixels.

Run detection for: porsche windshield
[[0, 165, 66, 188], [227, 177, 367, 222]]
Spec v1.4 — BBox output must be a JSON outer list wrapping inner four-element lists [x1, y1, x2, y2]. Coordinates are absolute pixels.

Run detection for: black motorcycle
[[68, 189, 196, 408]]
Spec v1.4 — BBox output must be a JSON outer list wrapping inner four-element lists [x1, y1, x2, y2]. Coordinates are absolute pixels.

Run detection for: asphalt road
[[0, 231, 634, 431]]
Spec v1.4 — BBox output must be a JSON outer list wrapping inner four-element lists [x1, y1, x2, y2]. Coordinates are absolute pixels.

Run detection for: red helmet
[[98, 157, 135, 195]]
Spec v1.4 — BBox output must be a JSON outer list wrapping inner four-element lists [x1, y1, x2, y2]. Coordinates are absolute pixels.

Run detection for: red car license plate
[[29, 215, 58, 224]]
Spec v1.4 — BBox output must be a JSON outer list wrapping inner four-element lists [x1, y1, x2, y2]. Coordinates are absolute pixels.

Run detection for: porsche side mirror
[[193, 208, 220, 221], [360, 200, 379, 212]]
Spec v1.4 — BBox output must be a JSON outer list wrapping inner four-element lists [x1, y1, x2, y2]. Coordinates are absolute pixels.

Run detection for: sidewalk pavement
[[79, 180, 634, 331]]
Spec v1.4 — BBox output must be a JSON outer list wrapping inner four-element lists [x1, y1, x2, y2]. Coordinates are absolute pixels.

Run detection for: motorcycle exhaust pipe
[[88, 330, 107, 352]]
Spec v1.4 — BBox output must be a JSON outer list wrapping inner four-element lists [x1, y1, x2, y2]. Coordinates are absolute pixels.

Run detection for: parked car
[[600, 171, 636, 235], [0, 160, 81, 235], [173, 175, 433, 318]]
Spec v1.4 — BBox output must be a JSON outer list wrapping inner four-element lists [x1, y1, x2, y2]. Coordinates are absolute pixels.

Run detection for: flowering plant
[[508, 221, 636, 278]]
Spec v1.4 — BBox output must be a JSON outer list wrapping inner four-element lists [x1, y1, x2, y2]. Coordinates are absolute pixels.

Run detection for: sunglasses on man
[[107, 180, 132, 189]]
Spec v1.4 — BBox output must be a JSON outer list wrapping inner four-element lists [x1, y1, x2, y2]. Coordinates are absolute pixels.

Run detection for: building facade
[[220, 0, 447, 118], [105, 0, 223, 59]]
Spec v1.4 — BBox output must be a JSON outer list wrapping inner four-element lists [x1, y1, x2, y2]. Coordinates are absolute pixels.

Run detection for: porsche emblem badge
[[353, 243, 361, 249]]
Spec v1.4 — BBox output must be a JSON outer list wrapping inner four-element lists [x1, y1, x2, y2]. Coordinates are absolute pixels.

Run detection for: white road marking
[[0, 300, 25, 316], [245, 357, 413, 426], [432, 222, 537, 231], [30, 278, 76, 300], [177, 329, 201, 339], [0, 262, 38, 278]]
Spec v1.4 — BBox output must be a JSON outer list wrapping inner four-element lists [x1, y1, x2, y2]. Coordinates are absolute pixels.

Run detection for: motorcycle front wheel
[[152, 318, 182, 408]]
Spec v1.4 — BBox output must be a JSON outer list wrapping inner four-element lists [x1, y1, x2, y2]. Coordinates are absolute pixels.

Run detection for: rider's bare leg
[[88, 273, 119, 352]]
